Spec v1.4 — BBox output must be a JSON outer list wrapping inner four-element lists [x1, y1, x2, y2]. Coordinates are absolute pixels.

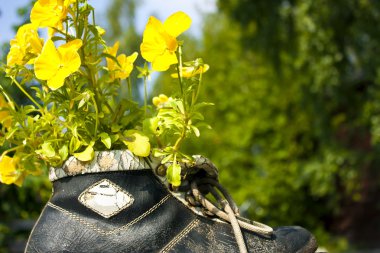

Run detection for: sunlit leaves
[[74, 142, 95, 161], [166, 162, 181, 187], [123, 130, 150, 157]]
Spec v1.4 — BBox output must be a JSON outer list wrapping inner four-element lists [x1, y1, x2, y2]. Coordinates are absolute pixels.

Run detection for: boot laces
[[186, 177, 273, 253]]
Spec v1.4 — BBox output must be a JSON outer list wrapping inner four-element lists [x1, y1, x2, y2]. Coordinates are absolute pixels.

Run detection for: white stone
[[78, 179, 134, 218]]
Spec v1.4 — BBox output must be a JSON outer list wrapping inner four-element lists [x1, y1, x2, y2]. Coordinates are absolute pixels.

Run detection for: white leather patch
[[78, 179, 134, 218]]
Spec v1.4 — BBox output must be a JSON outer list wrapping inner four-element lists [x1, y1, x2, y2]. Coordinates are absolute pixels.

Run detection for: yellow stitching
[[160, 219, 200, 253], [47, 194, 171, 235], [47, 202, 106, 234], [111, 194, 171, 234]]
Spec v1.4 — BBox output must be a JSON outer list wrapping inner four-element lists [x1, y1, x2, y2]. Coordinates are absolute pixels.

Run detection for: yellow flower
[[7, 23, 43, 67], [113, 53, 138, 79], [0, 95, 12, 128], [152, 94, 169, 107], [171, 64, 210, 78], [34, 39, 82, 90], [30, 0, 76, 34], [105, 41, 120, 68], [105, 41, 138, 80], [140, 11, 192, 71], [0, 156, 23, 186]]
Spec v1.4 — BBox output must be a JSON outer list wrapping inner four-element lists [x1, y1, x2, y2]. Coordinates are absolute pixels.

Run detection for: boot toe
[[274, 226, 318, 253]]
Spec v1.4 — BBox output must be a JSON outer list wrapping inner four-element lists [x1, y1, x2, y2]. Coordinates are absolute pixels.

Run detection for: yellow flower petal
[[34, 40, 60, 80], [7, 23, 43, 67], [140, 17, 167, 62], [113, 52, 138, 79], [127, 51, 138, 63], [105, 41, 120, 57], [152, 94, 169, 107], [57, 39, 82, 77], [7, 45, 24, 67], [34, 39, 82, 89], [59, 38, 83, 51], [152, 51, 177, 71], [0, 95, 12, 128], [47, 71, 66, 90], [0, 156, 22, 186], [163, 11, 192, 38], [105, 41, 120, 72], [31, 0, 66, 30], [140, 12, 191, 72], [64, 0, 76, 7]]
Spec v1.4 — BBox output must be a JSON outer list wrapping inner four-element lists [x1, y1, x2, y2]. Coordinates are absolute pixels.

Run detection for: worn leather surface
[[25, 171, 317, 253]]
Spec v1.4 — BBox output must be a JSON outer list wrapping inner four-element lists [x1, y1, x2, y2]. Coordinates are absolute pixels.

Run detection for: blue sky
[[0, 0, 216, 44]]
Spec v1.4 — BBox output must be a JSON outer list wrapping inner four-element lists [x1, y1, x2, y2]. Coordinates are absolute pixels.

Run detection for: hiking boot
[[25, 150, 318, 252]]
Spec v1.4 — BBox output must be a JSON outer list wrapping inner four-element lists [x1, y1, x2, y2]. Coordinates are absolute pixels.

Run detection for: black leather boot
[[25, 150, 318, 253]]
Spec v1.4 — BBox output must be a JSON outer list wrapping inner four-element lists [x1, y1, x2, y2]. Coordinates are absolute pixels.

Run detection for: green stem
[[193, 71, 203, 106], [0, 86, 16, 110], [104, 100, 114, 114], [91, 9, 98, 57], [144, 76, 148, 117], [65, 19, 69, 42], [10, 77, 42, 110], [173, 45, 190, 152], [90, 95, 98, 136], [128, 77, 132, 99], [173, 117, 189, 152], [176, 46, 184, 97]]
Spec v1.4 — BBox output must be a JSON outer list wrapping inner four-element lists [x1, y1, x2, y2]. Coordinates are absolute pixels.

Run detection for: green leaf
[[167, 163, 181, 187], [143, 117, 161, 135], [123, 130, 151, 157], [5, 128, 17, 140], [152, 149, 169, 157], [110, 134, 119, 143], [111, 124, 122, 133], [101, 53, 122, 68], [99, 132, 112, 149], [190, 125, 200, 137], [78, 98, 86, 109], [40, 142, 56, 158], [190, 112, 205, 121], [193, 102, 214, 111], [59, 145, 69, 161], [69, 136, 81, 152], [161, 154, 174, 164], [74, 142, 94, 162], [50, 36, 66, 42], [176, 101, 185, 114]]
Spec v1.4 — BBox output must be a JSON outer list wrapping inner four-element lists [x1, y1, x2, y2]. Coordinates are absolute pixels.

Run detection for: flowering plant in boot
[[0, 0, 210, 187]]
